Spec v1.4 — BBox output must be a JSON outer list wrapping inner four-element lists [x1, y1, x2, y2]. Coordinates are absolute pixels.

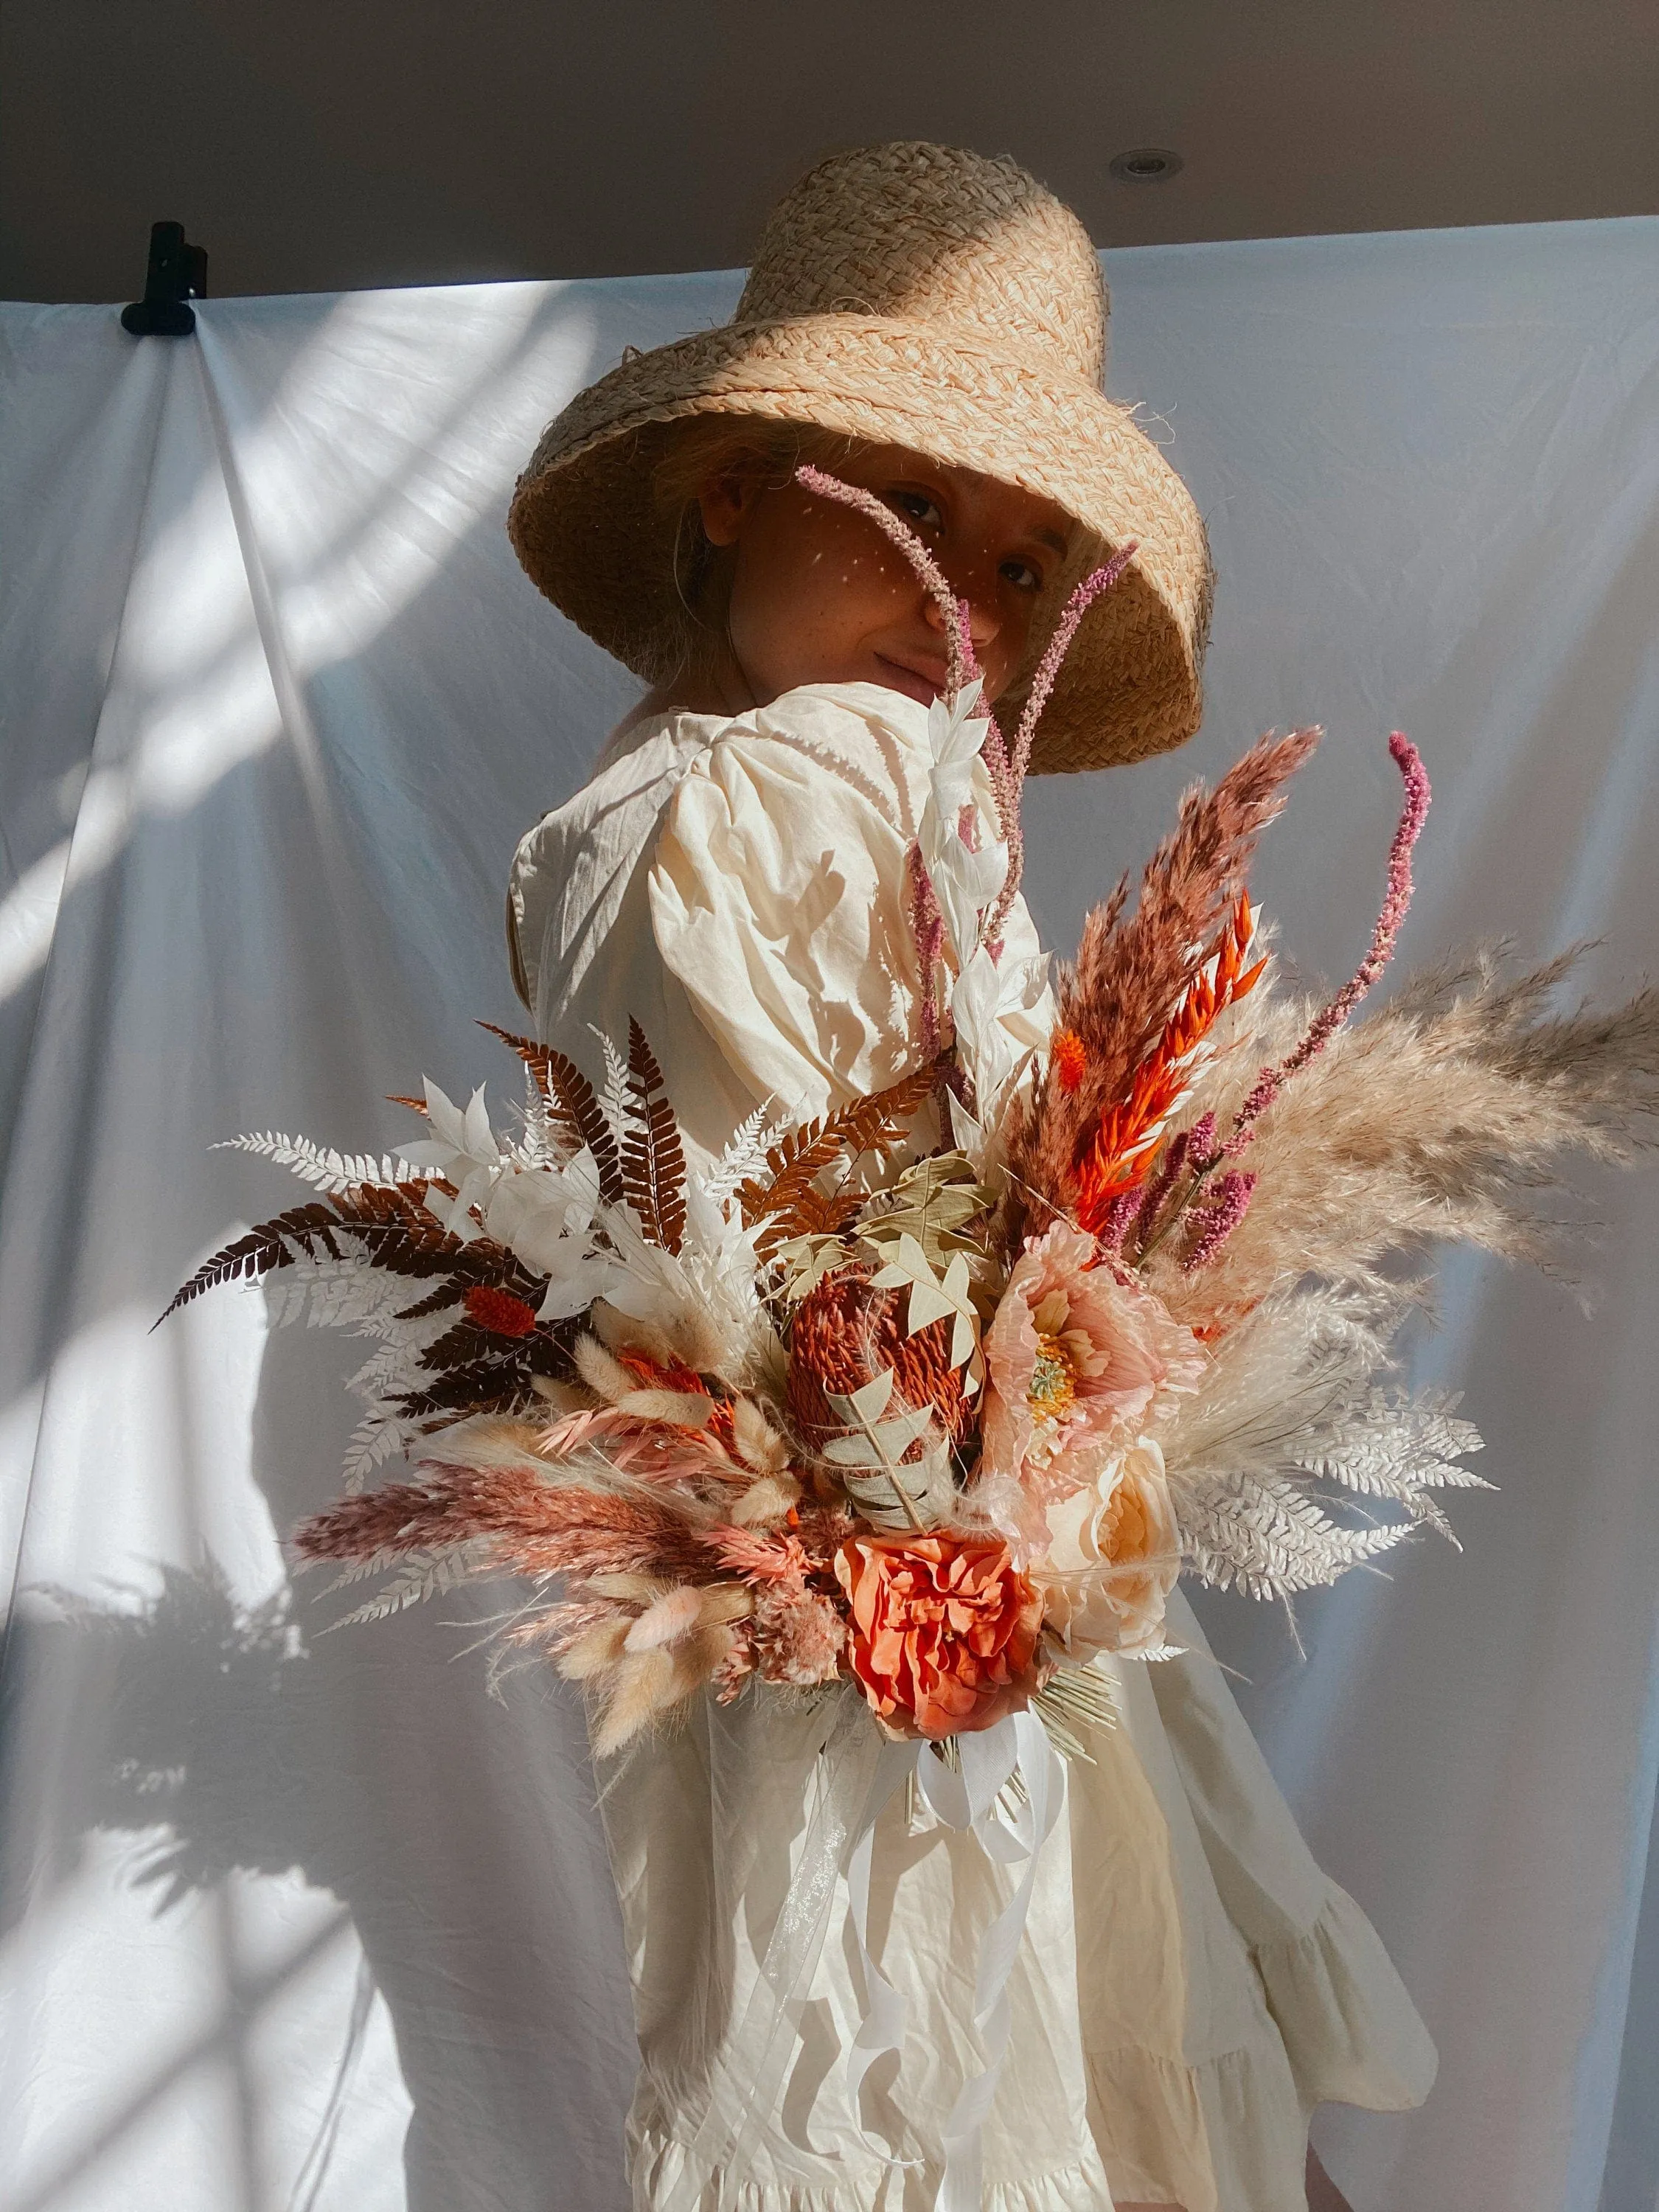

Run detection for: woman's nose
[[922, 583, 1000, 650]]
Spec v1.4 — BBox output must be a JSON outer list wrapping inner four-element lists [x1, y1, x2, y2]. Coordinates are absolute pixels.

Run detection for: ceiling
[[4, 0, 1656, 305]]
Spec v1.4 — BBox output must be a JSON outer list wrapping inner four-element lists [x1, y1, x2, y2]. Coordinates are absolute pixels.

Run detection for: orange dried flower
[[1051, 1028, 1088, 1093], [1074, 893, 1267, 1231], [834, 1533, 1041, 1739], [464, 1285, 539, 1338]]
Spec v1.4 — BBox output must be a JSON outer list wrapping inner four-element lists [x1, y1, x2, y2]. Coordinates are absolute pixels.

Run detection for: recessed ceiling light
[[1108, 148, 1183, 184]]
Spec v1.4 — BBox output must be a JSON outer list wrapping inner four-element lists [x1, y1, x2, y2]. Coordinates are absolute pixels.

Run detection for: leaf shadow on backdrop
[[4, 1308, 638, 2212]]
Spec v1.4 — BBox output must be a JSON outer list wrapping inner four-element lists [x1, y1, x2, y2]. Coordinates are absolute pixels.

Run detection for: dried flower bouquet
[[167, 470, 1659, 1766]]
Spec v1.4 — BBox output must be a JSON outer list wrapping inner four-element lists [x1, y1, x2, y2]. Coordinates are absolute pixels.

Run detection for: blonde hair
[[648, 418, 863, 681]]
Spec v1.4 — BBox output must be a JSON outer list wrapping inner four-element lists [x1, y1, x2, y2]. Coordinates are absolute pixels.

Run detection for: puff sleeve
[[648, 683, 1017, 1119]]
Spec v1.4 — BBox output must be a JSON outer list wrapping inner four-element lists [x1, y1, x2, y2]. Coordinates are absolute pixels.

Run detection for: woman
[[501, 143, 1432, 2210]]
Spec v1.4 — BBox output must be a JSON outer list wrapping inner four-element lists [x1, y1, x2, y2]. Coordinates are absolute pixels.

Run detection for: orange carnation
[[834, 1533, 1042, 1739]]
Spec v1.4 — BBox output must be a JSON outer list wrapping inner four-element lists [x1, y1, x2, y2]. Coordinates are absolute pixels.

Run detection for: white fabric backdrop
[[2, 218, 1657, 2212]]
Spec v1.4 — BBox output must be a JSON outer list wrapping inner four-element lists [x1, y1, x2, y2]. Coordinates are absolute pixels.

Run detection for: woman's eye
[[886, 488, 944, 530], [1000, 558, 1043, 593]]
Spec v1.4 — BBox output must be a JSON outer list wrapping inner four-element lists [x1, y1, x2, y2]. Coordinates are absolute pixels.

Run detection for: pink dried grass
[[293, 1466, 712, 1585], [539, 1404, 747, 1487], [997, 728, 1320, 1255]]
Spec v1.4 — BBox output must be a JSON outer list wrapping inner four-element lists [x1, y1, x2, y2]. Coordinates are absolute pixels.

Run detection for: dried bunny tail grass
[[408, 1415, 548, 1471], [996, 728, 1318, 1253], [1147, 947, 1659, 1327], [586, 1624, 739, 1757]]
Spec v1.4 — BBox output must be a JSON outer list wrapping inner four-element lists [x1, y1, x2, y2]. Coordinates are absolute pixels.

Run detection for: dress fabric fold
[[508, 681, 1436, 2211]]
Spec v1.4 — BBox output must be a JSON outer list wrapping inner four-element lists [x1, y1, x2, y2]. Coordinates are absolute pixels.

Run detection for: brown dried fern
[[623, 1019, 687, 1253], [737, 1060, 943, 1259], [479, 1021, 624, 1203], [159, 1183, 538, 1326]]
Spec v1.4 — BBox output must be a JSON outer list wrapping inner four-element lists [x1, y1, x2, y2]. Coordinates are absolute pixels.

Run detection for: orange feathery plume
[[464, 1285, 540, 1338], [1074, 894, 1267, 1233], [1051, 1029, 1088, 1093]]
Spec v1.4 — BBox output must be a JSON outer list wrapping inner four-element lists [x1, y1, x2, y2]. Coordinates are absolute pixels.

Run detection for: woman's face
[[697, 444, 1074, 712]]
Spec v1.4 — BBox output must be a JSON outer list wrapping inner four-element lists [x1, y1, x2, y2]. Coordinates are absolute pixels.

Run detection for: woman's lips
[[872, 653, 949, 705]]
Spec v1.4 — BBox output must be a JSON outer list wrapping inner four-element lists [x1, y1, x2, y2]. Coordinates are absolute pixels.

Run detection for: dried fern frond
[[622, 1019, 688, 1253], [1178, 1472, 1413, 1601], [1161, 1281, 1489, 1599], [737, 1058, 943, 1257], [480, 1022, 625, 1206], [699, 1103, 789, 1210], [215, 1133, 425, 1194], [324, 1539, 492, 1627]]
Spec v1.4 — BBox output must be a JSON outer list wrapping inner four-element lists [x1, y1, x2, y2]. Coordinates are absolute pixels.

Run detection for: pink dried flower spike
[[793, 466, 1138, 969], [793, 464, 967, 701], [1221, 732, 1431, 1160], [1181, 1168, 1258, 1270]]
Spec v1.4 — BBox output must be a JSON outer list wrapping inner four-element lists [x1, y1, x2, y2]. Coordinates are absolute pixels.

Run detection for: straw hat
[[508, 142, 1213, 773]]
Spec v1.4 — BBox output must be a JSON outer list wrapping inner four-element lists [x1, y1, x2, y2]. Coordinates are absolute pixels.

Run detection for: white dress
[[507, 683, 1436, 2212]]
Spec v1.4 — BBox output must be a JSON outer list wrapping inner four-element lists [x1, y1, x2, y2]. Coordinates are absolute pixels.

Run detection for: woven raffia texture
[[508, 142, 1214, 773]]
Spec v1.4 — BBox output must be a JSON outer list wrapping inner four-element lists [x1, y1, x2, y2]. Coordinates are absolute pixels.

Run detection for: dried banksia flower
[[787, 1266, 971, 1453]]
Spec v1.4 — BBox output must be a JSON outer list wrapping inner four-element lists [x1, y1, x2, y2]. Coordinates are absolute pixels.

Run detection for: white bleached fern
[[594, 1029, 635, 1152], [1161, 1279, 1490, 1600], [340, 1412, 423, 1492], [700, 1102, 790, 1211], [215, 1132, 425, 1194], [1178, 1472, 1413, 1599], [319, 1538, 493, 1624]]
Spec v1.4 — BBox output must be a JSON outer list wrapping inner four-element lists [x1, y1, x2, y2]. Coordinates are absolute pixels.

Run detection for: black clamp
[[121, 222, 208, 337]]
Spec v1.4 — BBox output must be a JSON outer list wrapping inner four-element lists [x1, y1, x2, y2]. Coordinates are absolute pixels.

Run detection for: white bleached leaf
[[841, 1371, 894, 1423], [869, 1236, 977, 1368], [821, 1401, 936, 1466]]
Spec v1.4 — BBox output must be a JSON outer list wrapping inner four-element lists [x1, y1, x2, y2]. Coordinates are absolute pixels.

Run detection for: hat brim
[[507, 313, 1213, 773]]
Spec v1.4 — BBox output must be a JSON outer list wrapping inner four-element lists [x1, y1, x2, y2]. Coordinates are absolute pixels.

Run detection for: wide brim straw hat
[[508, 142, 1214, 773]]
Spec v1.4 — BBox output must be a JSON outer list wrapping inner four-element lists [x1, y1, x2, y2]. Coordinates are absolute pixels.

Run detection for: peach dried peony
[[981, 1224, 1203, 1500], [1035, 1437, 1181, 1658], [835, 1533, 1041, 1739]]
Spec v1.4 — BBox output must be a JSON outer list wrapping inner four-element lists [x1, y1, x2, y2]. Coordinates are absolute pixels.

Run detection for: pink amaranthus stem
[[984, 547, 1138, 946], [1180, 1168, 1257, 1270], [1217, 732, 1431, 1161], [792, 464, 1137, 972]]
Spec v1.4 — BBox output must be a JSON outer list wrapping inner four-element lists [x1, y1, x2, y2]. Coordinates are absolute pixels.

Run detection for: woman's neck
[[643, 639, 760, 720]]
